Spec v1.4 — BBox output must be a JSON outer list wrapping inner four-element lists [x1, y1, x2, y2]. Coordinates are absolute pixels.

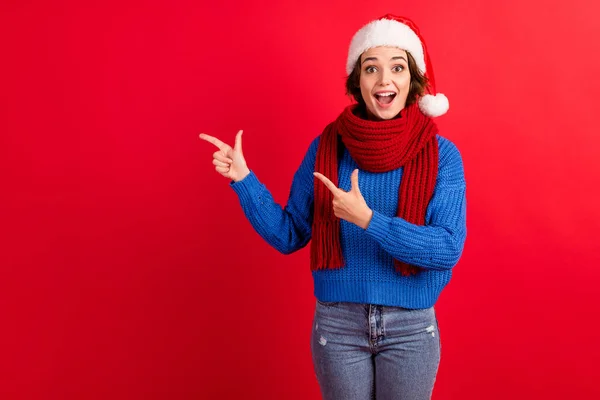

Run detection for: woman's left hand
[[313, 169, 373, 230]]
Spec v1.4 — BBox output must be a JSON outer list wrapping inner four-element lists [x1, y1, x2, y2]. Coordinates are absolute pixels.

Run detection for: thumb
[[351, 169, 361, 194], [234, 129, 244, 155]]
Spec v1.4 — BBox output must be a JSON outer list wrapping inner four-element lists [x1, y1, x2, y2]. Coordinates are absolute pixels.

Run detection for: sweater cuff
[[230, 170, 261, 204], [364, 209, 392, 243]]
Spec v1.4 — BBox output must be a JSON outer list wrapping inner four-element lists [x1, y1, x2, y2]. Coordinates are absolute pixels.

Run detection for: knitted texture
[[312, 103, 439, 276], [230, 135, 466, 309]]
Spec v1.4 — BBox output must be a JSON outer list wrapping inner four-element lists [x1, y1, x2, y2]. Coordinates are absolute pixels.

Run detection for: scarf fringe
[[394, 260, 423, 276], [310, 220, 344, 271]]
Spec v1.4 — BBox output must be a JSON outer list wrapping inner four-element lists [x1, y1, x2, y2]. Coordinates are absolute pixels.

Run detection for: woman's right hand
[[199, 130, 250, 183]]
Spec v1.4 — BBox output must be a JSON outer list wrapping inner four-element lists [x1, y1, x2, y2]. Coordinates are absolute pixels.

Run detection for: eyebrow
[[361, 56, 407, 65]]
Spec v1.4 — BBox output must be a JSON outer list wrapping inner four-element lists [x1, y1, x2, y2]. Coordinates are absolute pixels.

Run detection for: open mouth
[[374, 92, 396, 106]]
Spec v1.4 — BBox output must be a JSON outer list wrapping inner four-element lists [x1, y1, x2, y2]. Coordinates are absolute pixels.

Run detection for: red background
[[2, 0, 599, 398]]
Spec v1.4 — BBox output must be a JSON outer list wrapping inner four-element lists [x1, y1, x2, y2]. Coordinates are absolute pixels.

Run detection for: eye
[[365, 65, 377, 73], [393, 65, 405, 72]]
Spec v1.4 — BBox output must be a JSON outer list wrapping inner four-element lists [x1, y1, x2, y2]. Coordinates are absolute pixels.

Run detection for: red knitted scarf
[[311, 102, 439, 276]]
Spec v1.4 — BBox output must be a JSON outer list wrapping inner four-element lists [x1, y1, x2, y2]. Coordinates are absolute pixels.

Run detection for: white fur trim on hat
[[346, 18, 425, 76], [418, 93, 449, 117]]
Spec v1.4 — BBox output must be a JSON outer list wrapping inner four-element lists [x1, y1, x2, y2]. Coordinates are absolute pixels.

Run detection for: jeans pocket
[[316, 299, 340, 307]]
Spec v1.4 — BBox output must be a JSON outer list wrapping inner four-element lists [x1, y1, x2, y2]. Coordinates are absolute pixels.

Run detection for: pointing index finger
[[199, 133, 231, 152], [313, 172, 341, 195]]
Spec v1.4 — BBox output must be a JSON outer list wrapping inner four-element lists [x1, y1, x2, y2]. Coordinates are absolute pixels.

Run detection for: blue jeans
[[310, 300, 441, 400]]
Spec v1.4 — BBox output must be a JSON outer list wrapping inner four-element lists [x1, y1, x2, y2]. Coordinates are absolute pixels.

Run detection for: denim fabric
[[310, 300, 441, 400]]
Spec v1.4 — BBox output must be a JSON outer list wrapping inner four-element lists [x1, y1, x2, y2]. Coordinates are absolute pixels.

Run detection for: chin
[[367, 105, 402, 121], [379, 109, 401, 120]]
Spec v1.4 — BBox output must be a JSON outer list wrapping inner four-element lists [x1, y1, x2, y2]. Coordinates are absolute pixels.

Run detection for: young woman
[[200, 14, 466, 400]]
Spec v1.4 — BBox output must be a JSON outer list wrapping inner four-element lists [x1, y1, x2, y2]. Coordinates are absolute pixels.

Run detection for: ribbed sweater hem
[[313, 276, 443, 309]]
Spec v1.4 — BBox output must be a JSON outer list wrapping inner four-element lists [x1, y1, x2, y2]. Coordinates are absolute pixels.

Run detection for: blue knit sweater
[[230, 134, 466, 309]]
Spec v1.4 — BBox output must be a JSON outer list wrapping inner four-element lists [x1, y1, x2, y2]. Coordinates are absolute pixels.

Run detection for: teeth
[[376, 92, 395, 97]]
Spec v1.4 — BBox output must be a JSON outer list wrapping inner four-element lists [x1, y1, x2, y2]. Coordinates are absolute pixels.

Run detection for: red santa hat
[[346, 14, 449, 117]]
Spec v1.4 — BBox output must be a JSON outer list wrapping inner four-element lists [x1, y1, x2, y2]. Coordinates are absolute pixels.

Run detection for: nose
[[378, 68, 392, 86]]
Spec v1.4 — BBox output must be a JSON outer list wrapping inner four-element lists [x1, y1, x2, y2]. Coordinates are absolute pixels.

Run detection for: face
[[359, 46, 411, 121]]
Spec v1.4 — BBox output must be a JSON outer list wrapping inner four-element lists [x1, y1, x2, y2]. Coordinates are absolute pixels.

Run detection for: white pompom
[[418, 93, 449, 117]]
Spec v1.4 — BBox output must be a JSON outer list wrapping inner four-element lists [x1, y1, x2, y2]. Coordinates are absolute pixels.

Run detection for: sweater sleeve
[[364, 137, 467, 270], [229, 136, 319, 255]]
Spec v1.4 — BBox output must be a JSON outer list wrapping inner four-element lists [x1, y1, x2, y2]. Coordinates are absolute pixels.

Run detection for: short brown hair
[[345, 50, 429, 108]]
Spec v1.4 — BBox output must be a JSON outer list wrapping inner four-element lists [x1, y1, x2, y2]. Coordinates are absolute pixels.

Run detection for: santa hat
[[346, 14, 449, 117]]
